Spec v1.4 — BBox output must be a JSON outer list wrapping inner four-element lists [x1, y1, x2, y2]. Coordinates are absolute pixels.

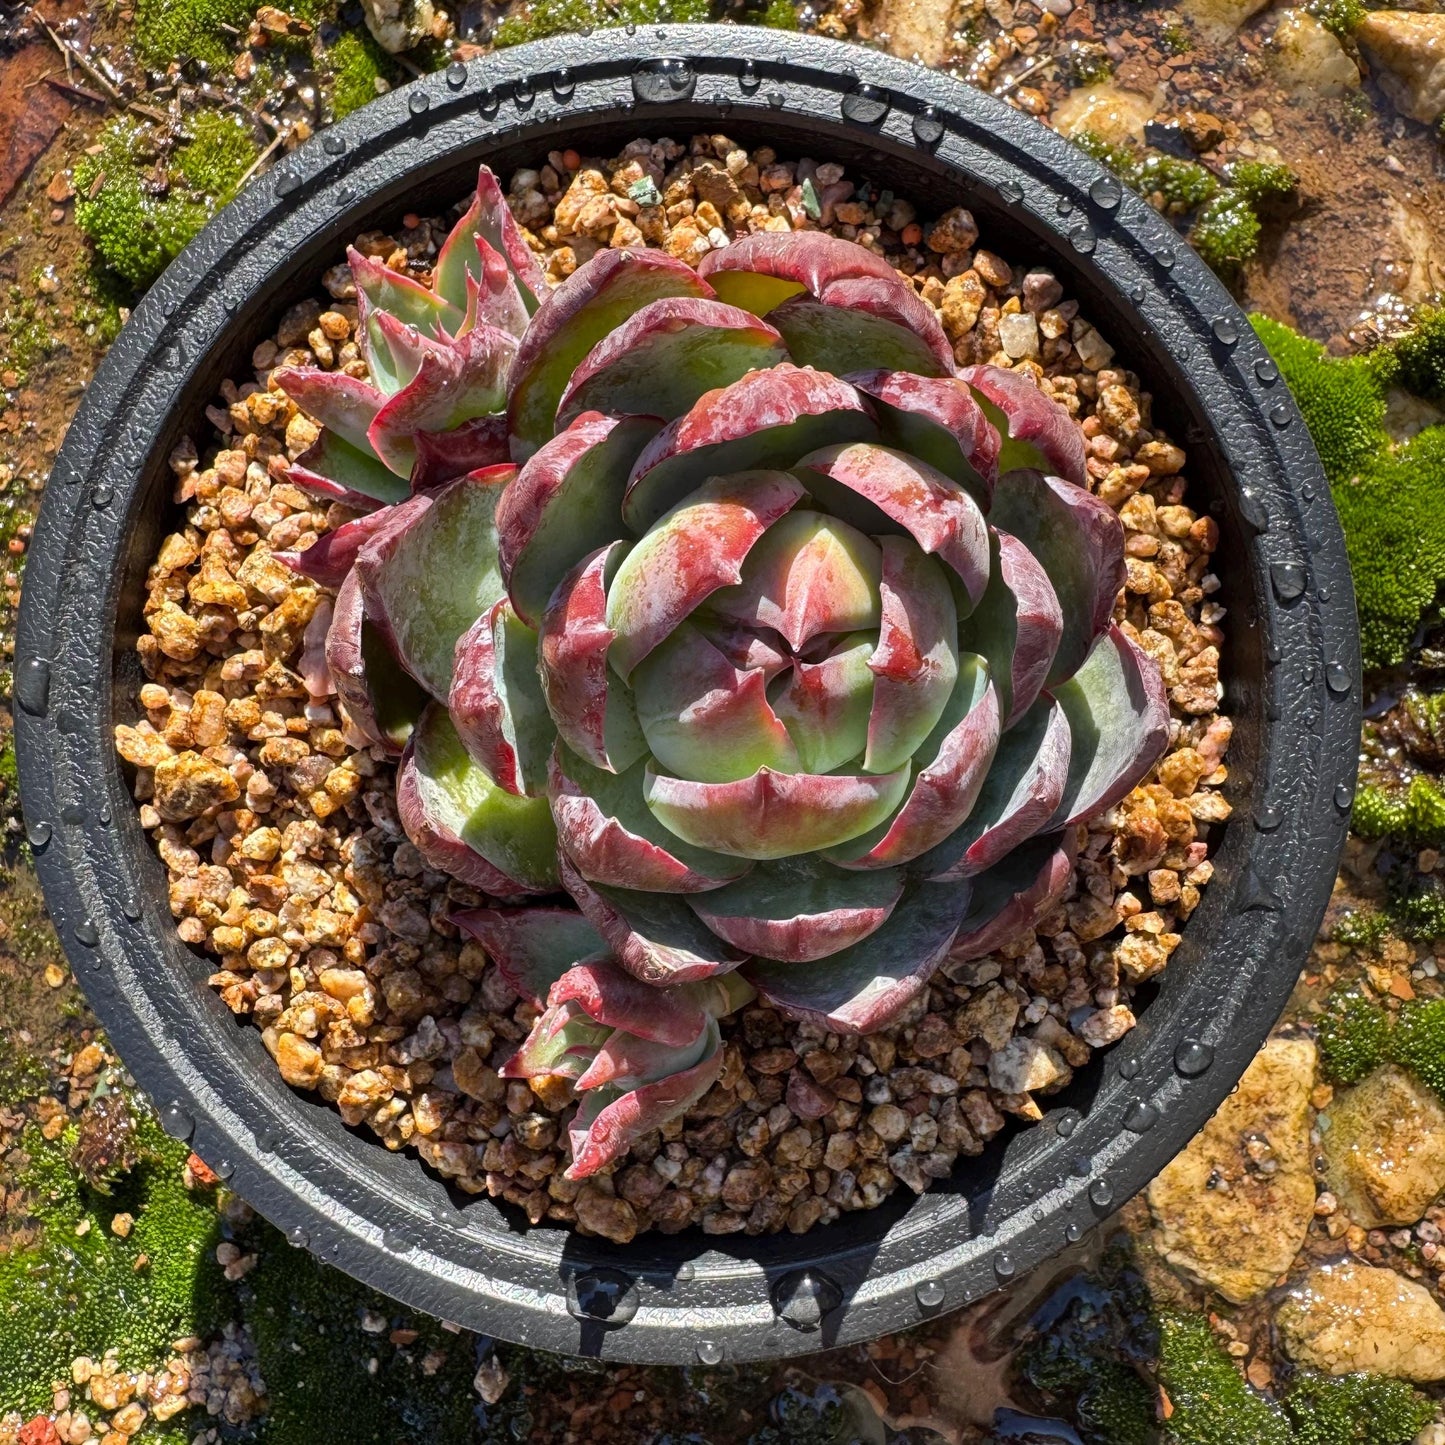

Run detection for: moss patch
[[494, 0, 710, 45], [324, 25, 398, 118]]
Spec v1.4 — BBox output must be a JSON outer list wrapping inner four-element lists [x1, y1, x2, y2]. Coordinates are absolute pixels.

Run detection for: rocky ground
[[4, 0, 1445, 1440]]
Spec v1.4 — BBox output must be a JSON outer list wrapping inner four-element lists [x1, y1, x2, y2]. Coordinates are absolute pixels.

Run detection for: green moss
[[1229, 161, 1297, 204], [1393, 303, 1445, 401], [74, 116, 258, 292], [1352, 777, 1445, 845], [1284, 1369, 1434, 1444], [495, 0, 709, 46], [0, 1100, 222, 1414], [1157, 1313, 1292, 1445], [1192, 191, 1261, 271], [1161, 20, 1191, 53], [1390, 997, 1445, 1097], [325, 26, 398, 118], [1068, 42, 1114, 86], [1304, 0, 1365, 38], [1317, 985, 1391, 1084], [1334, 907, 1389, 950], [759, 0, 799, 28], [134, 0, 252, 69]]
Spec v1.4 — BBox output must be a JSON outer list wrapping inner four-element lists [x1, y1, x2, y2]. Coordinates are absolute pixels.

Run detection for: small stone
[[998, 312, 1041, 361], [1077, 1004, 1136, 1047], [987, 1036, 1068, 1094], [359, 0, 435, 52], [1278, 1260, 1445, 1380], [1073, 326, 1116, 372], [1269, 10, 1361, 97], [152, 754, 240, 823], [574, 1185, 638, 1244], [868, 1103, 909, 1144], [927, 206, 979, 255], [109, 1212, 134, 1238], [473, 1354, 509, 1405]]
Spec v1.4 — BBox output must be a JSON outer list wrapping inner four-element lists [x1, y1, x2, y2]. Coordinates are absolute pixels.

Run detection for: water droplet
[[841, 83, 890, 126], [1069, 225, 1096, 254], [61, 803, 86, 825], [1155, 247, 1176, 269], [1238, 489, 1269, 534], [222, 293, 239, 312], [1255, 802, 1282, 831], [1129, 283, 1146, 303], [1270, 399, 1293, 427], [1255, 356, 1279, 384], [74, 918, 98, 947], [253, 1125, 278, 1154], [997, 179, 1023, 204], [382, 1227, 411, 1253], [19, 658, 54, 715], [912, 107, 944, 147], [26, 820, 51, 849], [675, 1260, 695, 1283], [624, 19, 636, 32], [1117, 1057, 1140, 1080], [338, 183, 355, 202], [274, 170, 301, 197], [1088, 1179, 1114, 1209], [1266, 640, 1283, 664], [632, 57, 696, 104], [1089, 175, 1121, 209], [92, 484, 113, 508], [478, 89, 499, 117], [1335, 781, 1354, 809], [288, 1225, 310, 1248], [1212, 317, 1239, 346], [408, 89, 430, 115], [1175, 1039, 1214, 1076], [716, 96, 733, 116], [122, 896, 142, 921], [1124, 1100, 1160, 1133], [994, 1253, 1017, 1281], [160, 1102, 194, 1140], [740, 58, 760, 93], [1070, 1154, 1091, 1177], [772, 1270, 842, 1330], [567, 1270, 639, 1326], [1055, 196, 1073, 216], [1066, 1221, 1084, 1242], [1271, 561, 1306, 601], [916, 1279, 945, 1309], [696, 1339, 724, 1365], [1239, 865, 1282, 912], [446, 60, 468, 89], [161, 343, 183, 370], [1326, 660, 1350, 694], [1055, 1109, 1080, 1138], [322, 131, 346, 154], [766, 90, 784, 108], [211, 1157, 234, 1180], [552, 66, 575, 100]]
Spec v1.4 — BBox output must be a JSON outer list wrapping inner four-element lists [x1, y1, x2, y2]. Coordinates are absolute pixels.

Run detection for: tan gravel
[[116, 133, 1231, 1239]]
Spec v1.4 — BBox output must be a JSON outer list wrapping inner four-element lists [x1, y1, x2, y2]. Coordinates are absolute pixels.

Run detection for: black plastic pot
[[16, 26, 1358, 1363]]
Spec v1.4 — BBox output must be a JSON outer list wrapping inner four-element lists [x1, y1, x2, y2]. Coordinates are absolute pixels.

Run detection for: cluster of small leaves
[[1304, 0, 1365, 38], [1253, 312, 1445, 670], [1317, 981, 1445, 1099], [1067, 41, 1114, 86], [1354, 775, 1445, 848], [325, 26, 399, 119], [1073, 131, 1220, 213], [1191, 163, 1296, 272]]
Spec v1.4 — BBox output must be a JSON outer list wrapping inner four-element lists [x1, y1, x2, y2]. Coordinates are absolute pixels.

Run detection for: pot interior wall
[[108, 104, 1260, 1273]]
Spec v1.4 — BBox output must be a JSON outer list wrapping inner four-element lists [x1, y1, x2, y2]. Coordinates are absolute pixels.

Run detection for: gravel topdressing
[[115, 132, 1231, 1242]]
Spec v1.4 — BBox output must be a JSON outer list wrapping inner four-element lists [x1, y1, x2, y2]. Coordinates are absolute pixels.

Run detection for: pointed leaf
[[398, 703, 558, 893], [770, 631, 875, 775], [361, 304, 454, 396], [847, 369, 999, 509], [458, 235, 531, 338], [948, 835, 1075, 960], [367, 324, 517, 474], [831, 654, 1000, 869], [503, 1001, 611, 1081], [451, 165, 547, 318], [990, 468, 1124, 684], [745, 882, 970, 1034], [452, 906, 609, 1005], [549, 957, 708, 1046], [705, 508, 882, 652], [958, 530, 1064, 726], [606, 470, 807, 678], [565, 1018, 723, 1179], [509, 247, 712, 456], [690, 855, 904, 962], [550, 744, 751, 894], [643, 762, 910, 860], [537, 542, 647, 773], [795, 441, 989, 608], [574, 1022, 713, 1093], [450, 598, 555, 795], [348, 244, 464, 341], [279, 504, 403, 589], [497, 411, 660, 627], [557, 296, 789, 429], [959, 363, 1087, 488], [274, 367, 385, 457], [355, 468, 510, 701], [286, 431, 405, 507], [410, 413, 511, 493], [559, 851, 747, 986], [922, 695, 1072, 880], [632, 621, 799, 783], [1050, 624, 1170, 827], [325, 569, 428, 754], [622, 365, 878, 533], [865, 537, 959, 774]]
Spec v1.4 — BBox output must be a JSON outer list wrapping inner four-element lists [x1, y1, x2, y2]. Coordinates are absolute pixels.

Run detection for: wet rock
[[1323, 1064, 1445, 1228], [874, 0, 977, 68], [1053, 83, 1161, 146], [1277, 1260, 1445, 1380], [359, 0, 435, 52], [1269, 10, 1361, 96], [1181, 0, 1273, 40], [1146, 1037, 1316, 1303], [1357, 10, 1445, 123]]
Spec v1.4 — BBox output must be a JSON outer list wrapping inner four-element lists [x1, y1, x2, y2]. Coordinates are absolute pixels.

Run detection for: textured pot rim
[[16, 25, 1358, 1364]]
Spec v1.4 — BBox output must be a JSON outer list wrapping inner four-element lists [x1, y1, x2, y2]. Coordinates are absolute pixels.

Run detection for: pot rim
[[16, 24, 1358, 1364]]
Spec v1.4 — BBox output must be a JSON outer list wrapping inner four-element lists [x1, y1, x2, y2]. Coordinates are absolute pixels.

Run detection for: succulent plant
[[276, 166, 1169, 1179]]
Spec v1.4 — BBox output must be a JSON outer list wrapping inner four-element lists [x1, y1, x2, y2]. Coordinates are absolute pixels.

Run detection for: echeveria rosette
[[276, 166, 1170, 1179]]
